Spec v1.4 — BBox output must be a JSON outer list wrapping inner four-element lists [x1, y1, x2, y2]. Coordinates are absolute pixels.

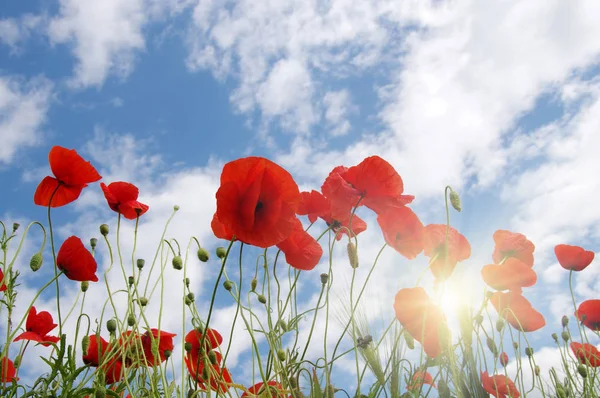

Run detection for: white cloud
[[323, 90, 354, 136], [0, 75, 53, 165], [0, 14, 44, 51]]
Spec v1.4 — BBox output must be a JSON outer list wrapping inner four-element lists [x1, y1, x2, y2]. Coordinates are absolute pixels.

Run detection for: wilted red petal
[[276, 219, 323, 271], [576, 300, 600, 331], [56, 236, 99, 282], [423, 224, 471, 282], [216, 157, 300, 248], [481, 258, 537, 292], [492, 230, 535, 266], [570, 342, 600, 367], [490, 291, 545, 332], [377, 206, 424, 259], [555, 244, 595, 272]]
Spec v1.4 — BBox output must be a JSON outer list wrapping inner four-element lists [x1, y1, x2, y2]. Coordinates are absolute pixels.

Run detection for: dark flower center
[[255, 201, 264, 212]]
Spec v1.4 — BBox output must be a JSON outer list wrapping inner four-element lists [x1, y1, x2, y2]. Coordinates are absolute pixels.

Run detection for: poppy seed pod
[[552, 333, 558, 342], [81, 281, 89, 292], [535, 365, 540, 376], [561, 315, 569, 327], [525, 347, 534, 357], [496, 319, 505, 332], [127, 313, 136, 327], [562, 331, 570, 342], [128, 276, 134, 286], [30, 252, 43, 272], [449, 189, 461, 212], [187, 292, 195, 302], [577, 364, 587, 378], [172, 256, 183, 270], [12, 223, 20, 232], [347, 241, 359, 268], [223, 280, 233, 291], [320, 273, 329, 284], [174, 205, 180, 211], [250, 278, 258, 292], [164, 350, 172, 360], [513, 342, 519, 350], [486, 337, 498, 356], [139, 297, 148, 306], [277, 349, 286, 361], [90, 238, 98, 248], [197, 248, 209, 262], [208, 350, 218, 365], [216, 247, 227, 259], [100, 224, 109, 236], [185, 296, 193, 306], [258, 294, 267, 304], [107, 319, 117, 333], [137, 259, 145, 270]]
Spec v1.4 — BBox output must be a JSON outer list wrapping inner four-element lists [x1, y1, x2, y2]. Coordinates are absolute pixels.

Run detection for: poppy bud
[[139, 297, 148, 306], [347, 241, 359, 268], [250, 278, 258, 292], [13, 355, 21, 368], [208, 350, 218, 365], [201, 366, 209, 381], [174, 205, 180, 211], [128, 276, 134, 286], [100, 224, 109, 236], [500, 352, 509, 367], [562, 331, 570, 342], [185, 296, 193, 306], [277, 349, 286, 362], [137, 259, 145, 270], [12, 223, 20, 232], [320, 273, 329, 285], [556, 385, 567, 398], [223, 280, 233, 291], [197, 248, 209, 262], [107, 319, 117, 333], [187, 292, 195, 302], [95, 386, 106, 398], [552, 333, 558, 342], [185, 342, 192, 352], [216, 247, 226, 259], [525, 347, 534, 357], [81, 281, 89, 292], [82, 336, 90, 355], [164, 350, 172, 360], [404, 332, 415, 350], [289, 375, 298, 388], [449, 189, 462, 212], [577, 364, 587, 378], [277, 320, 288, 332], [185, 277, 190, 287], [29, 252, 43, 272], [127, 313, 136, 327], [513, 342, 519, 350], [187, 389, 195, 398], [561, 315, 569, 327], [486, 337, 498, 356], [90, 238, 98, 249], [172, 256, 183, 270], [535, 365, 540, 376], [258, 294, 267, 304], [496, 319, 505, 332], [475, 314, 484, 325]]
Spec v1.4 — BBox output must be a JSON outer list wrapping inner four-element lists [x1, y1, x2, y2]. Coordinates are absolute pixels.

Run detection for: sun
[[436, 281, 476, 335]]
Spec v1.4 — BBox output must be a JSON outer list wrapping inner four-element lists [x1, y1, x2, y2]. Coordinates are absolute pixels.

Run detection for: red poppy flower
[[554, 244, 595, 272], [56, 236, 99, 282], [185, 328, 224, 380], [100, 182, 149, 220], [481, 258, 537, 292], [0, 268, 7, 292], [377, 205, 424, 260], [490, 291, 545, 332], [297, 190, 331, 223], [13, 306, 60, 346], [141, 328, 176, 367], [242, 381, 286, 398], [0, 357, 18, 382], [499, 352, 509, 367], [215, 157, 301, 248], [276, 218, 323, 271], [407, 371, 436, 391], [570, 342, 600, 367], [34, 146, 102, 207], [575, 300, 600, 331], [492, 230, 535, 266], [423, 224, 471, 282], [82, 335, 110, 366], [211, 213, 235, 241], [481, 371, 520, 398], [394, 287, 447, 358]]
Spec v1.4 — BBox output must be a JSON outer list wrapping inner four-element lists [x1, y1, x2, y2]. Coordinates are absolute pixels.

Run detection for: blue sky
[[1, 0, 600, 396]]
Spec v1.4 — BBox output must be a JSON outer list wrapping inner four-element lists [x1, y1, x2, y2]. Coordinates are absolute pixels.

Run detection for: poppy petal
[[56, 236, 99, 282], [49, 146, 101, 186]]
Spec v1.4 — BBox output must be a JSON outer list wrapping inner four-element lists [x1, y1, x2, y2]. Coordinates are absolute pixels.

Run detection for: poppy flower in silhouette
[[408, 371, 436, 391], [82, 335, 110, 366], [422, 224, 471, 282], [0, 268, 7, 292], [215, 157, 300, 248], [141, 328, 176, 367], [377, 205, 424, 260], [276, 218, 323, 271], [490, 291, 545, 332], [242, 381, 286, 398], [56, 236, 99, 282], [394, 287, 447, 358], [0, 357, 18, 382], [34, 146, 101, 207], [499, 352, 509, 367], [297, 190, 367, 241], [570, 342, 600, 367], [492, 230, 534, 266], [554, 244, 594, 272], [100, 182, 149, 219], [13, 306, 60, 346], [575, 299, 600, 331], [481, 258, 537, 292], [481, 371, 520, 398]]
